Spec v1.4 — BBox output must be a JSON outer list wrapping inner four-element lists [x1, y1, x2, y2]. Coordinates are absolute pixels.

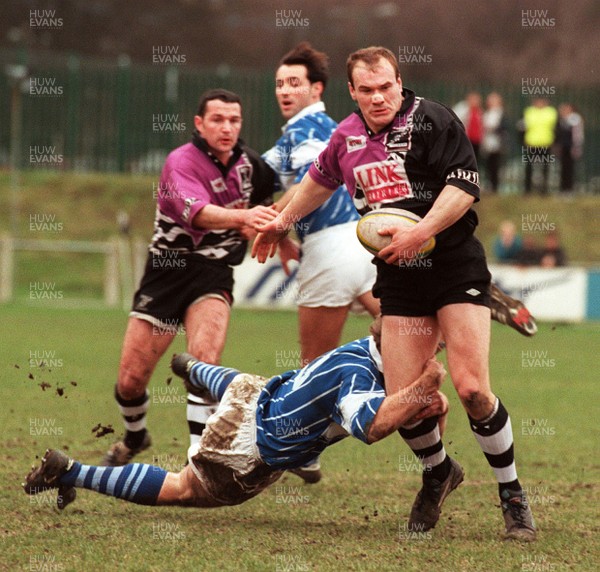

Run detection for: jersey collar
[[399, 88, 416, 115], [368, 336, 384, 373], [282, 101, 326, 131], [191, 129, 244, 175]]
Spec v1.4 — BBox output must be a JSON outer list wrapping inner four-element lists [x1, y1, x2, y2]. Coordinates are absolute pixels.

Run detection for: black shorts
[[130, 251, 234, 326], [372, 234, 491, 317]]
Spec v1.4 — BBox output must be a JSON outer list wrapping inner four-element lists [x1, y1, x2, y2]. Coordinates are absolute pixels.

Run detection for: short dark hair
[[346, 46, 400, 86], [197, 89, 241, 117], [279, 41, 329, 89]]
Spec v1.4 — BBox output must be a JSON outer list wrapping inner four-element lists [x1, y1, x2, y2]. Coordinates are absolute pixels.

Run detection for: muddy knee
[[457, 386, 494, 418]]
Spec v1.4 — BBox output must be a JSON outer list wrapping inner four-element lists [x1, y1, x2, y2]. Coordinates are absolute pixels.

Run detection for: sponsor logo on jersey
[[353, 160, 413, 205], [345, 135, 367, 153], [210, 178, 227, 194]]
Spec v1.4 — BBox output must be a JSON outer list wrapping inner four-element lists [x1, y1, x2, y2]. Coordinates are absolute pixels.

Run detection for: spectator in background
[[481, 92, 508, 193], [493, 220, 523, 263], [519, 98, 557, 195], [555, 103, 584, 194], [540, 230, 567, 267], [453, 91, 484, 162], [516, 235, 543, 267]]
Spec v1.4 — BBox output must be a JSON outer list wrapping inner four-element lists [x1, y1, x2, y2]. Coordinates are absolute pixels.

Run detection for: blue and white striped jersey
[[255, 337, 385, 469], [263, 101, 358, 241]]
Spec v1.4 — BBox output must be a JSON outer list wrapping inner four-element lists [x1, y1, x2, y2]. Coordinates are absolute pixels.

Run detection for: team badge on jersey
[[346, 135, 367, 153], [385, 127, 411, 153], [236, 163, 253, 194]]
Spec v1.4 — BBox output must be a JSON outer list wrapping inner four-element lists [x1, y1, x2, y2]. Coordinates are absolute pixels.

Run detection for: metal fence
[[1, 48, 599, 192]]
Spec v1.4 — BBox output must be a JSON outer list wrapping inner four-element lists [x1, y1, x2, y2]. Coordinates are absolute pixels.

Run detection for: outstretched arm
[[193, 204, 277, 232], [272, 181, 300, 212], [251, 173, 335, 262], [270, 185, 302, 275], [366, 359, 448, 443]]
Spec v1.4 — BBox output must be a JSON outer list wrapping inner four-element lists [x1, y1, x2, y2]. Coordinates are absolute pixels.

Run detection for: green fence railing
[[1, 49, 598, 193]]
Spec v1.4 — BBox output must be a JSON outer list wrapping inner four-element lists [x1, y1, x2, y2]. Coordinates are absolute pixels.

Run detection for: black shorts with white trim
[[130, 250, 234, 327]]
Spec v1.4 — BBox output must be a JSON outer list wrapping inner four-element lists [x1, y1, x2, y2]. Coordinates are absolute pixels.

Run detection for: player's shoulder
[[328, 338, 383, 385], [164, 142, 204, 173], [326, 112, 365, 147], [330, 337, 374, 363], [288, 112, 337, 145], [336, 111, 364, 132], [295, 109, 337, 127], [416, 95, 453, 116], [166, 141, 195, 161], [414, 96, 463, 130], [240, 141, 267, 166], [306, 110, 338, 131]]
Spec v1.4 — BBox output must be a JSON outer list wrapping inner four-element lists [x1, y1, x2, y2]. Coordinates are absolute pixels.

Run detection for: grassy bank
[[0, 171, 599, 303]]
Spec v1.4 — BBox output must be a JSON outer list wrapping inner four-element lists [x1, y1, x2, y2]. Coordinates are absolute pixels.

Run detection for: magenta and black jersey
[[309, 88, 491, 316], [151, 132, 275, 265], [309, 88, 481, 249]]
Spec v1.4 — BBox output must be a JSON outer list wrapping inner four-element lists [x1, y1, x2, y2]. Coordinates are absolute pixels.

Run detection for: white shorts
[[187, 373, 283, 506], [296, 221, 377, 308]]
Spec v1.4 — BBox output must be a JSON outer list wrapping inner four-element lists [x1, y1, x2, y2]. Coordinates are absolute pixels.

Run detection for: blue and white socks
[[188, 362, 240, 401], [60, 462, 167, 506]]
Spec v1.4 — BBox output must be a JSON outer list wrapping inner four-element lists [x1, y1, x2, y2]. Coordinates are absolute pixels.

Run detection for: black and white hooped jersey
[[150, 132, 275, 265]]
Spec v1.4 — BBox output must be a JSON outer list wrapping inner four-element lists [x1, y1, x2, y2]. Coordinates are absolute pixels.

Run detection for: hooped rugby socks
[[59, 462, 167, 506], [469, 397, 521, 495], [399, 416, 451, 481], [115, 387, 150, 450], [187, 394, 218, 447]]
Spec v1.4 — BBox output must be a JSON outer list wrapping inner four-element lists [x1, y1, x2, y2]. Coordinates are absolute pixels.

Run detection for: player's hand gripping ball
[[356, 208, 436, 257]]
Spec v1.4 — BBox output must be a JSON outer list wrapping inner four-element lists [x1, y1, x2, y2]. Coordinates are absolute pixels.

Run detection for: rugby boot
[[408, 457, 464, 531], [101, 432, 151, 466], [23, 449, 77, 510], [171, 353, 213, 400], [501, 488, 537, 542], [289, 460, 322, 484], [490, 283, 537, 337]]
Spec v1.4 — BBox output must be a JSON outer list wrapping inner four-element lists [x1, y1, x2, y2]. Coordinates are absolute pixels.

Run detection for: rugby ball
[[356, 208, 436, 257]]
